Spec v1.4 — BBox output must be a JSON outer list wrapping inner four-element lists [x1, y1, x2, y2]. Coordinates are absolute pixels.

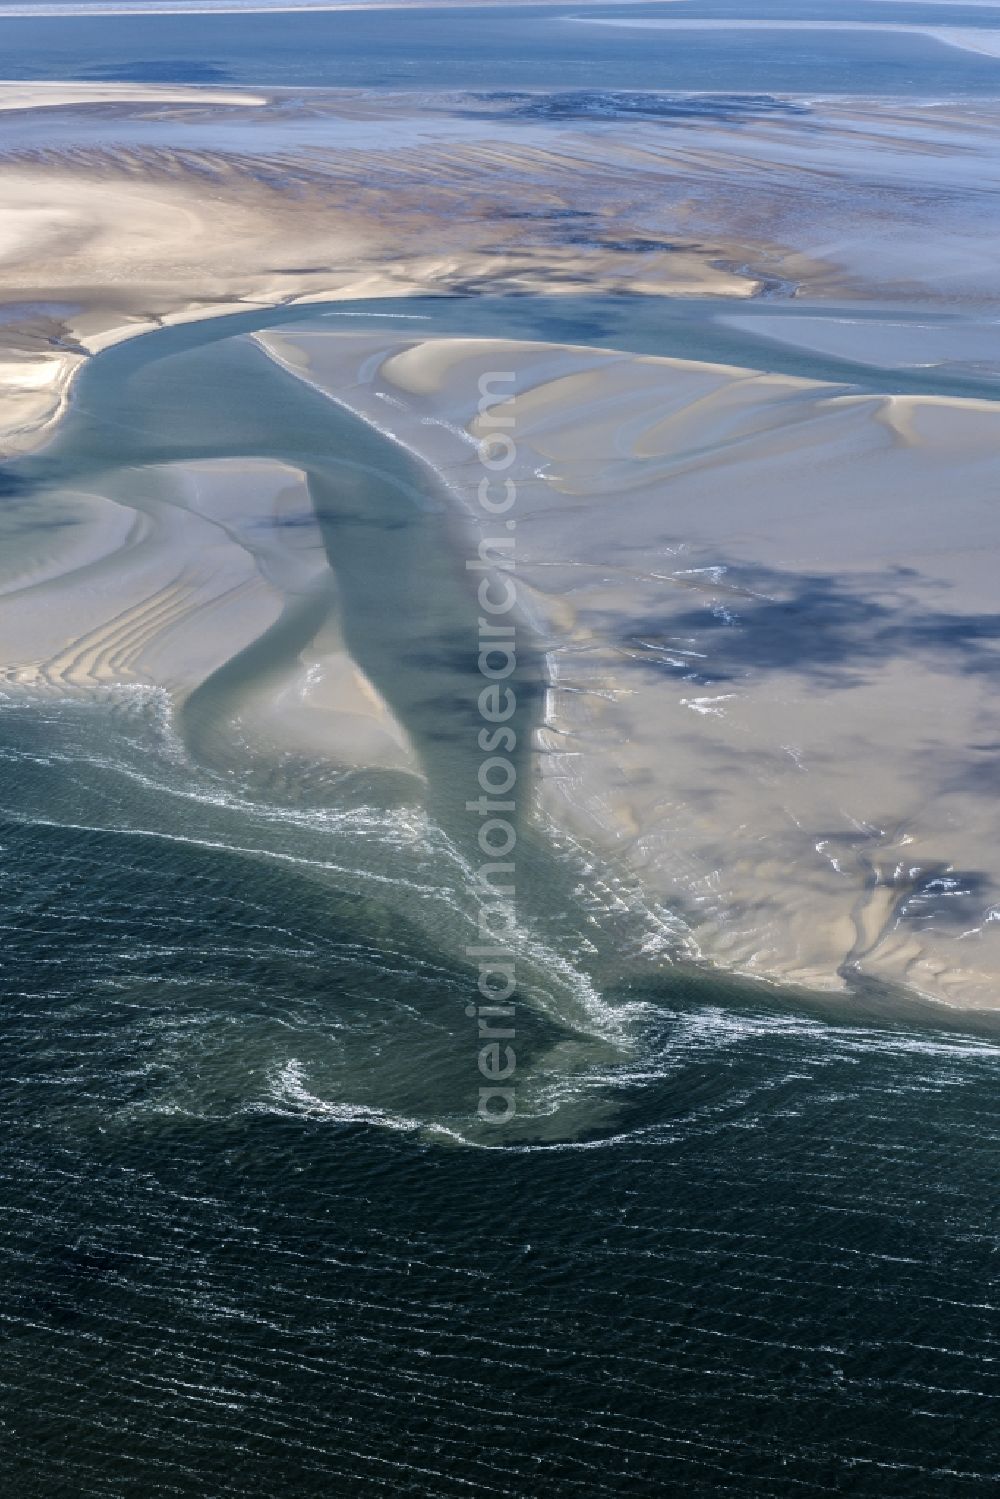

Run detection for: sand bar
[[254, 326, 1000, 1009], [0, 452, 419, 776], [4, 82, 1000, 1007], [4, 86, 1000, 454]]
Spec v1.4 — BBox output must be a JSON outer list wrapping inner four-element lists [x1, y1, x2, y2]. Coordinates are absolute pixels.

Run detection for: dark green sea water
[[0, 294, 997, 1493]]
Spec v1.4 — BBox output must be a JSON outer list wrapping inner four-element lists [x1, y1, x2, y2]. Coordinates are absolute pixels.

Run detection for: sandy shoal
[[0, 81, 268, 111], [5, 85, 1000, 455], [0, 454, 419, 777], [255, 327, 1000, 1010]]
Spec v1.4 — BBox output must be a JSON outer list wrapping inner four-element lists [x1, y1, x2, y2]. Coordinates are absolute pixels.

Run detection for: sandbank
[[5, 86, 1000, 455], [254, 326, 1000, 1009], [4, 81, 1000, 1008], [0, 454, 419, 776]]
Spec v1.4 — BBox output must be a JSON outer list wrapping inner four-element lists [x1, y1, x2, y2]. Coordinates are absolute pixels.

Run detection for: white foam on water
[[0, 689, 636, 1049], [0, 805, 455, 901], [646, 1002, 1000, 1066], [318, 311, 433, 321], [262, 1059, 674, 1153], [420, 816, 629, 1046], [261, 1059, 475, 1144], [681, 694, 737, 717], [0, 686, 431, 843]]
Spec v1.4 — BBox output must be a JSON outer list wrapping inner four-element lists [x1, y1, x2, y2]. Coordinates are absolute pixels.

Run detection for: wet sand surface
[[2, 32, 1000, 1498], [2, 80, 1000, 1011], [5, 84, 1000, 449], [247, 325, 1000, 1007]]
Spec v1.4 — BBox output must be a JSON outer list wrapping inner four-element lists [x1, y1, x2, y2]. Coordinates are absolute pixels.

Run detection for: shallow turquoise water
[[0, 295, 997, 1493]]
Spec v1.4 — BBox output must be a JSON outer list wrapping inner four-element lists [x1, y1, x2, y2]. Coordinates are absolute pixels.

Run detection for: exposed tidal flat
[[1, 62, 999, 1498], [7, 293, 1000, 1017], [6, 80, 1000, 452]]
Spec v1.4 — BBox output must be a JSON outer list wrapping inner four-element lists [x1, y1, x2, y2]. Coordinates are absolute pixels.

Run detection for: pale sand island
[[4, 83, 1000, 454], [2, 81, 1000, 1010], [252, 328, 1000, 1008]]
